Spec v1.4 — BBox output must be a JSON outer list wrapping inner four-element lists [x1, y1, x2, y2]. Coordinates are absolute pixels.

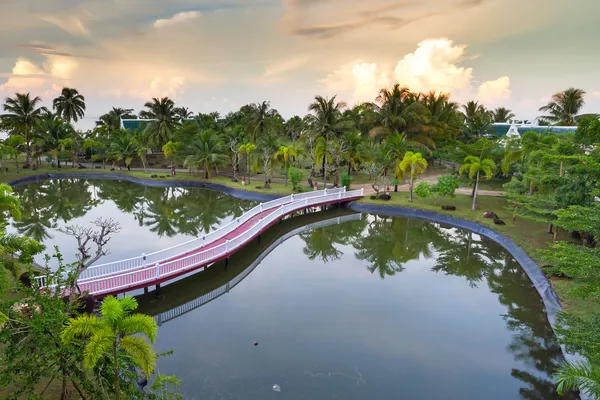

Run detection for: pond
[[11, 179, 575, 399]]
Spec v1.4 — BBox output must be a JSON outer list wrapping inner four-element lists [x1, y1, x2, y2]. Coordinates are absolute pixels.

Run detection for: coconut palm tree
[[96, 107, 136, 131], [459, 155, 496, 211], [491, 107, 515, 123], [539, 88, 586, 126], [108, 130, 138, 170], [174, 106, 193, 120], [238, 142, 257, 183], [283, 115, 304, 141], [247, 101, 278, 140], [52, 87, 86, 123], [184, 129, 228, 179], [307, 95, 347, 187], [257, 131, 279, 188], [274, 144, 297, 185], [61, 296, 158, 400], [341, 131, 364, 175], [398, 151, 428, 202], [35, 113, 74, 168], [555, 361, 600, 398], [1, 93, 48, 165], [139, 97, 179, 149], [384, 132, 418, 180]]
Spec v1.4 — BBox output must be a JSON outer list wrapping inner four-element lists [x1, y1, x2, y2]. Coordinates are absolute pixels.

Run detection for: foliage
[[459, 155, 496, 211], [288, 167, 303, 191], [398, 151, 428, 202], [52, 87, 86, 123], [539, 87, 586, 126], [431, 175, 459, 200], [414, 182, 431, 198], [340, 172, 352, 191]]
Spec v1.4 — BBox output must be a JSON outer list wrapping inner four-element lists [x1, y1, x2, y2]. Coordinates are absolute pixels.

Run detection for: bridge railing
[[72, 189, 363, 295], [72, 188, 346, 280]]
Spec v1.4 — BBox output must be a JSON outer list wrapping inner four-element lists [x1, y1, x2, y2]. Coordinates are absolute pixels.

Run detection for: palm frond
[[120, 336, 157, 376], [555, 361, 600, 397], [83, 328, 115, 370], [61, 314, 105, 342], [119, 314, 158, 343], [100, 296, 126, 327]]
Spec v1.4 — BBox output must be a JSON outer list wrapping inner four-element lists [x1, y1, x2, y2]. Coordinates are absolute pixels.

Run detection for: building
[[492, 120, 577, 138]]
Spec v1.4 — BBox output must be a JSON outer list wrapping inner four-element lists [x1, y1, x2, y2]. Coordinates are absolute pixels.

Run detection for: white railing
[[153, 212, 363, 326], [37, 188, 363, 293]]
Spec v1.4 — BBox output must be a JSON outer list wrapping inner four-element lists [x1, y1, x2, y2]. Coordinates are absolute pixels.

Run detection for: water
[[11, 179, 575, 399]]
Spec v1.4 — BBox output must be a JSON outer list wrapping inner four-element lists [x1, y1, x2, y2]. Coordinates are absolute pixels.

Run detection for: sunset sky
[[1, 0, 599, 129]]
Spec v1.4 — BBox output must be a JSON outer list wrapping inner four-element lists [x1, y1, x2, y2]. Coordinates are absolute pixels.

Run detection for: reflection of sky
[[152, 231, 560, 400]]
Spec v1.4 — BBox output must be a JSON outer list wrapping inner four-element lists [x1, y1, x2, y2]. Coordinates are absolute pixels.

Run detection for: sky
[[1, 0, 599, 130]]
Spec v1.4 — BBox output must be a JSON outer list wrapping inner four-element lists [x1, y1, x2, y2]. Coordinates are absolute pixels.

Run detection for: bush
[[341, 173, 352, 190], [414, 182, 431, 198], [288, 168, 303, 191]]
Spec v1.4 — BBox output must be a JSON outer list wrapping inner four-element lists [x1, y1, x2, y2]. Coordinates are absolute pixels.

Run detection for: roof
[[121, 119, 152, 131], [491, 123, 577, 137]]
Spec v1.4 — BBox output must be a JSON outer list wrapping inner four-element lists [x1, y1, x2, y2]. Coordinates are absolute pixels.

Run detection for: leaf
[[120, 336, 157, 376]]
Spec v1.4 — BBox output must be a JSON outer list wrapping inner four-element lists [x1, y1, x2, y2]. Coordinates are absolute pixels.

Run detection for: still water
[[11, 179, 574, 399]]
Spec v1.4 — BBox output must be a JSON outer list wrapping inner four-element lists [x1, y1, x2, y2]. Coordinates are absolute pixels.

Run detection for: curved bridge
[[37, 188, 363, 296]]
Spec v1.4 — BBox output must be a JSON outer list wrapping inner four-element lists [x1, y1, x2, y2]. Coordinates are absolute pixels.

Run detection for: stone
[[151, 174, 158, 178], [370, 195, 377, 200], [483, 211, 498, 219], [493, 218, 506, 225], [441, 205, 456, 211], [378, 194, 391, 200], [94, 165, 102, 169], [254, 342, 259, 346]]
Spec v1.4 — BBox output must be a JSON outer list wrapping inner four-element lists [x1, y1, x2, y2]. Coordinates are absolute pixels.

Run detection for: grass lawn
[[458, 176, 510, 191]]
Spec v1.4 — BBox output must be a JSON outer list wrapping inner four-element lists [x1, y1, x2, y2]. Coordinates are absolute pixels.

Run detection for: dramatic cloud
[[477, 76, 510, 105], [0, 56, 78, 96], [323, 62, 389, 103], [153, 11, 201, 29]]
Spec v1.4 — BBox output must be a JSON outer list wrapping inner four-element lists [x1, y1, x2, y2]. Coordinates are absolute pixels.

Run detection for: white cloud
[[323, 62, 390, 104], [0, 56, 77, 97], [149, 76, 185, 99], [477, 76, 510, 105], [393, 38, 472, 94], [592, 91, 600, 98], [153, 11, 200, 29], [40, 15, 90, 37]]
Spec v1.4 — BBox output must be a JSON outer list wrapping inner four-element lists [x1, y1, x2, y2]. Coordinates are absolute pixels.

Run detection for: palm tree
[[341, 131, 364, 175], [274, 145, 297, 185], [35, 113, 74, 168], [491, 107, 515, 123], [174, 106, 193, 120], [108, 130, 138, 170], [384, 132, 415, 180], [257, 131, 279, 187], [139, 97, 179, 149], [555, 361, 600, 398], [459, 155, 496, 211], [61, 296, 158, 400], [284, 115, 304, 141], [96, 107, 136, 131], [398, 151, 428, 202], [307, 95, 347, 187], [1, 93, 48, 165], [52, 87, 86, 123], [539, 88, 586, 126], [460, 101, 494, 142], [247, 101, 278, 140], [184, 129, 228, 179], [238, 142, 257, 183]]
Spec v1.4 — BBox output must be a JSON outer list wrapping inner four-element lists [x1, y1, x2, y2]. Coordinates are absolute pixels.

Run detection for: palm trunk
[[408, 174, 414, 202], [114, 342, 120, 400], [471, 181, 476, 198], [512, 205, 518, 221], [559, 161, 564, 177], [205, 162, 209, 179], [553, 226, 559, 243], [472, 171, 480, 211], [284, 160, 288, 186], [347, 163, 352, 176], [547, 222, 553, 234], [528, 181, 534, 196], [141, 156, 147, 173], [247, 157, 251, 184]]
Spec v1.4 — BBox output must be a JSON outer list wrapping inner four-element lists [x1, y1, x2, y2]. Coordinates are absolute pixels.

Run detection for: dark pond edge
[[350, 202, 589, 393], [8, 173, 282, 203]]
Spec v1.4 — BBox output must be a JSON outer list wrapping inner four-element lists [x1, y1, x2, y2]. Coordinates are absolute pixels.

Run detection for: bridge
[[37, 187, 363, 296]]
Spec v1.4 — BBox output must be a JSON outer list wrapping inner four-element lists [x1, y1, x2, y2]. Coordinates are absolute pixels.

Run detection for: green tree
[[108, 130, 139, 170], [238, 142, 257, 183], [431, 175, 460, 204], [96, 107, 136, 133], [398, 151, 428, 202], [140, 97, 179, 149], [459, 155, 496, 211], [36, 114, 75, 168], [61, 296, 158, 400], [247, 101, 278, 140], [1, 92, 48, 165], [341, 131, 364, 175], [52, 87, 86, 123], [288, 167, 303, 191], [162, 140, 183, 169], [491, 107, 515, 123], [539, 87, 586, 126], [184, 129, 228, 179], [274, 144, 297, 185]]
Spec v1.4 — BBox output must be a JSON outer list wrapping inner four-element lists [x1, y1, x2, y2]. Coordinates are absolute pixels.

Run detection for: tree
[[108, 130, 139, 170], [52, 87, 86, 123], [140, 97, 179, 149], [247, 101, 278, 140], [459, 155, 497, 211], [1, 93, 47, 165], [36, 114, 75, 168], [460, 101, 494, 142], [274, 144, 297, 185], [96, 107, 136, 132], [341, 131, 364, 175], [61, 296, 158, 400], [162, 140, 182, 169], [431, 175, 460, 204], [492, 107, 515, 123], [238, 142, 257, 183], [384, 132, 413, 181], [398, 151, 428, 202], [307, 95, 346, 187], [174, 106, 193, 120], [184, 129, 228, 179], [574, 116, 600, 152], [555, 361, 600, 398], [539, 88, 586, 126], [257, 132, 279, 188]]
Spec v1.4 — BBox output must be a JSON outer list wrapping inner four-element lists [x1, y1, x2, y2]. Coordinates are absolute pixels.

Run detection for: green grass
[[458, 176, 509, 191]]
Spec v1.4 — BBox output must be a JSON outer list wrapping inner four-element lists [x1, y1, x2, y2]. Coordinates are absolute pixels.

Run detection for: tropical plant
[[341, 131, 364, 175], [1, 93, 48, 165], [52, 87, 86, 123], [140, 97, 179, 148], [174, 106, 193, 120], [398, 151, 428, 202], [108, 130, 139, 170], [61, 296, 158, 400], [340, 172, 352, 191], [96, 107, 136, 132], [539, 88, 586, 126], [459, 155, 497, 211], [555, 361, 600, 398], [431, 175, 460, 204], [288, 167, 303, 191], [238, 142, 257, 183], [491, 107, 515, 123], [274, 144, 297, 185], [184, 129, 228, 179], [257, 131, 279, 187], [162, 140, 182, 169], [247, 101, 278, 140], [414, 182, 431, 198]]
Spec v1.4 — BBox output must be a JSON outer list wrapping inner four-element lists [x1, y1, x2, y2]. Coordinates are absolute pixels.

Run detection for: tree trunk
[[553, 226, 559, 243], [127, 165, 131, 171], [247, 158, 251, 184], [347, 163, 352, 176], [57, 159, 61, 169], [512, 205, 518, 221], [113, 342, 120, 400], [141, 157, 147, 173], [408, 175, 414, 202], [284, 160, 288, 186], [559, 161, 564, 177], [547, 223, 553, 234], [471, 181, 476, 198], [394, 184, 398, 192], [472, 171, 479, 211], [528, 181, 535, 196]]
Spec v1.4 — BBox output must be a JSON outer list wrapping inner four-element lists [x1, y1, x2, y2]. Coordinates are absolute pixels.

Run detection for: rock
[[378, 194, 391, 200], [441, 205, 456, 211], [483, 211, 498, 219], [22, 163, 31, 169], [255, 186, 263, 189], [110, 168, 115, 171], [151, 174, 158, 178], [254, 342, 259, 346], [370, 195, 377, 200], [493, 218, 506, 225]]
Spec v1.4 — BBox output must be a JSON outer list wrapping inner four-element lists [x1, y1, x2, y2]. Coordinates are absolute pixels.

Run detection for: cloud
[[323, 62, 389, 103], [263, 57, 310, 79], [0, 56, 77, 97], [592, 91, 600, 99], [149, 76, 185, 98], [40, 15, 90, 37], [153, 11, 200, 29], [477, 76, 510, 105]]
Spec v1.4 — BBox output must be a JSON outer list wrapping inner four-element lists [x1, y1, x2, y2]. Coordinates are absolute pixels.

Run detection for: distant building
[[121, 119, 152, 131], [492, 120, 577, 138]]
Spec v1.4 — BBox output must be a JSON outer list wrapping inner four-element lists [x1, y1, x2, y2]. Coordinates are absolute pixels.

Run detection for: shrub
[[414, 182, 431, 198], [341, 173, 352, 190], [289, 167, 303, 191]]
